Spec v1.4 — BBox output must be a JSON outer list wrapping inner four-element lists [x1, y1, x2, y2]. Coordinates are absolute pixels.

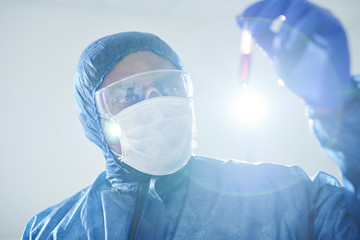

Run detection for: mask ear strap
[[145, 87, 162, 99], [110, 148, 124, 160]]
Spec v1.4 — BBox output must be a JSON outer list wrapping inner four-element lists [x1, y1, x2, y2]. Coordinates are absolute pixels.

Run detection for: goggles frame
[[95, 69, 193, 118]]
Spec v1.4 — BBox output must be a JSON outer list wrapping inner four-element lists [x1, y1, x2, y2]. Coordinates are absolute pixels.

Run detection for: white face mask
[[103, 96, 197, 175]]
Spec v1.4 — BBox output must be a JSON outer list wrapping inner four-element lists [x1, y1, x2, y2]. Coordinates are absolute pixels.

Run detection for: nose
[[145, 87, 162, 99]]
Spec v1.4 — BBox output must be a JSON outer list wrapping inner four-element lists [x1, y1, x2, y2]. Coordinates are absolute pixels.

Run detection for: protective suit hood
[[73, 32, 184, 185]]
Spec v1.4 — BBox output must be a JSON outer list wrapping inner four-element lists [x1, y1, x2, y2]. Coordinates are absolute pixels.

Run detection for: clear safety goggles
[[95, 69, 193, 118]]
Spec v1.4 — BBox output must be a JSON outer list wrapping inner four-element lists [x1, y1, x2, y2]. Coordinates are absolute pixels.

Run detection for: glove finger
[[274, 8, 344, 106], [273, 9, 323, 80], [240, 0, 294, 21], [247, 0, 292, 36], [275, 1, 320, 53], [237, 1, 273, 54], [237, 0, 294, 57], [236, 1, 267, 29], [281, 0, 321, 28]]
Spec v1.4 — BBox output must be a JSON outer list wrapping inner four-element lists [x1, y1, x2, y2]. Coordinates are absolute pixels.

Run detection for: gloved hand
[[237, 0, 354, 110]]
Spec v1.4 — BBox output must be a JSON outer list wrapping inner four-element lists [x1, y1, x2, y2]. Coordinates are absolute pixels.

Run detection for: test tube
[[239, 15, 286, 87], [239, 27, 253, 88]]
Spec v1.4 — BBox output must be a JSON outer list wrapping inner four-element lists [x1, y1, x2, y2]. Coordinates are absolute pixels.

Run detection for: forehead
[[100, 51, 177, 89]]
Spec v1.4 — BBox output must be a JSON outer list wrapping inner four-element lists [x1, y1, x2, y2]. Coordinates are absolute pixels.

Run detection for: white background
[[0, 0, 359, 239]]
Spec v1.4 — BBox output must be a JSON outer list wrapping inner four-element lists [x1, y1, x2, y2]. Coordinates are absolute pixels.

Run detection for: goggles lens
[[95, 70, 193, 118]]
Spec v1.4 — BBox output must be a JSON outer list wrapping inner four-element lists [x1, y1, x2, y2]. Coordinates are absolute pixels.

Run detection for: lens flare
[[277, 78, 285, 87], [108, 122, 121, 137], [231, 89, 268, 125]]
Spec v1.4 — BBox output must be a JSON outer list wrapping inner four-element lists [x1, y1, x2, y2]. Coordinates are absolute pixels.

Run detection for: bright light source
[[240, 29, 253, 55], [231, 89, 268, 125], [277, 78, 285, 87], [270, 15, 286, 33], [108, 122, 121, 137]]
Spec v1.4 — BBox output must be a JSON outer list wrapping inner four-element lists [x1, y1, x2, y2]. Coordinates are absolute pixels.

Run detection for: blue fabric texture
[[22, 31, 360, 239], [22, 157, 360, 239], [308, 75, 360, 227]]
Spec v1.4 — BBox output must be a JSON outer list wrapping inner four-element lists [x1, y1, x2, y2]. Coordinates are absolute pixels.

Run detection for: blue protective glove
[[237, 0, 355, 110]]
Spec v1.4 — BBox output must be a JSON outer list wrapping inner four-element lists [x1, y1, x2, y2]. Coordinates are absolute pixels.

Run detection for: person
[[125, 87, 140, 106], [22, 0, 360, 239]]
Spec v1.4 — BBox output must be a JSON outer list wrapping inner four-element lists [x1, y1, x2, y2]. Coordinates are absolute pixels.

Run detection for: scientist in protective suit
[[23, 0, 360, 239]]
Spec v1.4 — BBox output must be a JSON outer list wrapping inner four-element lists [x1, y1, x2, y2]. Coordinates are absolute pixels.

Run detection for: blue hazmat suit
[[21, 31, 360, 240], [23, 0, 360, 236]]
